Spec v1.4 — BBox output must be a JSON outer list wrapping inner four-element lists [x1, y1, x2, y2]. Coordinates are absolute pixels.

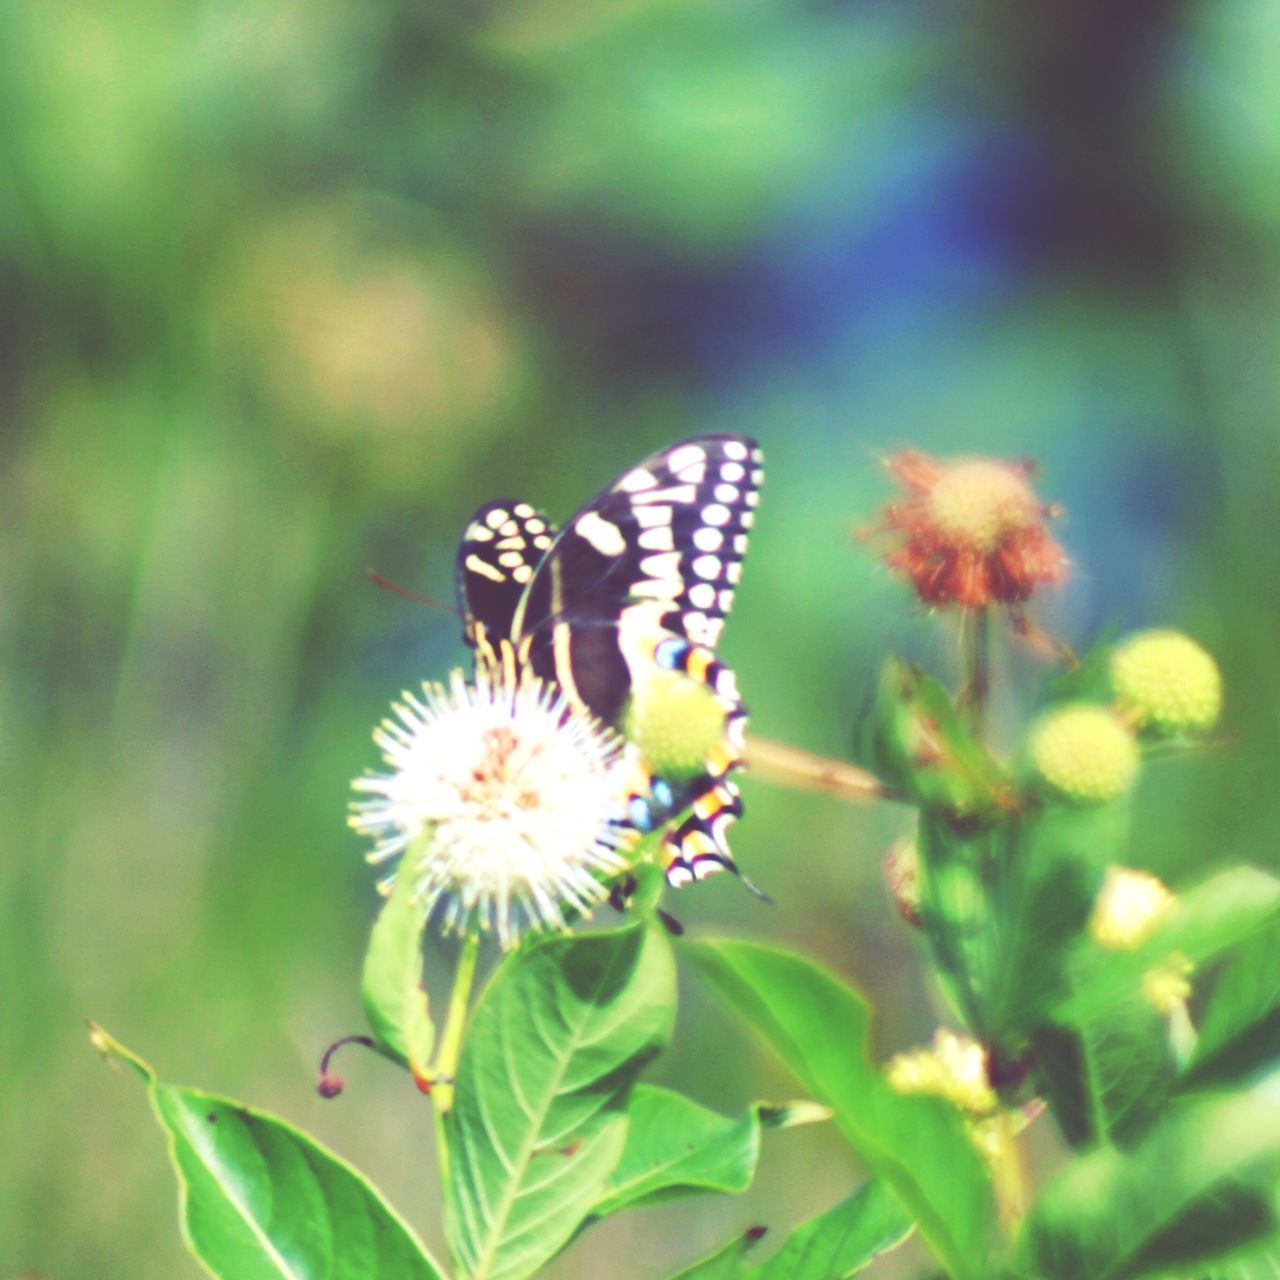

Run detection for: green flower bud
[[1029, 704, 1138, 802], [1111, 629, 1221, 733]]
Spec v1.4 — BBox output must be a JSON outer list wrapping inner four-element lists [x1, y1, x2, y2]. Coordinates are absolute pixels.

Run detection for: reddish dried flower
[[872, 451, 1067, 608]]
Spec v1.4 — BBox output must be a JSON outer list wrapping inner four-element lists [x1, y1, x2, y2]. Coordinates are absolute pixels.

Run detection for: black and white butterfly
[[453, 434, 763, 886]]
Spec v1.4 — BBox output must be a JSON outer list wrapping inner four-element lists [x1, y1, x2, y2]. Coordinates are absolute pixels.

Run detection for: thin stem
[[431, 933, 480, 1117], [961, 605, 992, 740], [988, 1110, 1030, 1235], [745, 735, 891, 803]]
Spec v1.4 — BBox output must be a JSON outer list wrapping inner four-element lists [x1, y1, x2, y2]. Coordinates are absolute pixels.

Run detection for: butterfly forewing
[[509, 435, 763, 702]]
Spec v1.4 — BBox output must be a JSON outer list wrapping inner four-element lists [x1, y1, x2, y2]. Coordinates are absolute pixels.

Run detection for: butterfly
[[453, 434, 763, 887]]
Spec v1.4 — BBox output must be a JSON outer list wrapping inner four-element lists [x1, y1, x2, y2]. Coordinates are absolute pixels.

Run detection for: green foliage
[[444, 924, 676, 1280], [669, 1179, 912, 1280], [589, 1085, 814, 1218], [360, 854, 435, 1083], [1184, 925, 1280, 1088], [685, 938, 997, 1280], [1017, 1080, 1280, 1280], [748, 1180, 913, 1280], [1052, 866, 1280, 1024], [90, 1025, 445, 1280]]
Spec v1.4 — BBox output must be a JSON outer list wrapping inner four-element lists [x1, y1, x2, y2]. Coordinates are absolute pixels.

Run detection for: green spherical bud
[[1111, 629, 1221, 733], [1029, 704, 1138, 803], [623, 668, 731, 782]]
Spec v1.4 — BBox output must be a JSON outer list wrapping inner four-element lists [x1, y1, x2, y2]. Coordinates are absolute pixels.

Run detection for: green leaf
[[1052, 867, 1280, 1025], [445, 923, 676, 1280], [360, 856, 434, 1084], [590, 1086, 763, 1217], [753, 1179, 914, 1280], [860, 660, 1008, 819], [686, 939, 997, 1280], [89, 1023, 445, 1280], [1183, 925, 1280, 1088], [669, 1228, 768, 1280], [1033, 1001, 1178, 1149], [987, 803, 1125, 1036], [1017, 1080, 1280, 1280]]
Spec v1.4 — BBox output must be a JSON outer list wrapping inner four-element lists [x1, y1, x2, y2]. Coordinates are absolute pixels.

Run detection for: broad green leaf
[[1183, 925, 1280, 1088], [686, 939, 997, 1280], [445, 924, 676, 1280], [753, 1179, 914, 1280], [89, 1024, 445, 1280], [669, 1229, 768, 1280], [1033, 1001, 1177, 1149], [361, 856, 434, 1084], [985, 803, 1125, 1037], [1053, 867, 1280, 1024], [590, 1086, 762, 1217], [1017, 1080, 1280, 1280], [1204, 1240, 1280, 1280]]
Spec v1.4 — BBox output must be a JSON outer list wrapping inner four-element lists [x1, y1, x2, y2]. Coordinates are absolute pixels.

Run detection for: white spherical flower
[[350, 668, 634, 949]]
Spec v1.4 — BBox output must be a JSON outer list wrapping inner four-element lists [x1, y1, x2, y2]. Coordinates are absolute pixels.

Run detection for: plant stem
[[431, 933, 480, 1117], [745, 735, 890, 803], [962, 605, 992, 740], [989, 1109, 1030, 1235]]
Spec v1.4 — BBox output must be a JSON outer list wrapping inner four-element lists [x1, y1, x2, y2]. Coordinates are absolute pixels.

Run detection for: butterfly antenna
[[367, 568, 460, 617]]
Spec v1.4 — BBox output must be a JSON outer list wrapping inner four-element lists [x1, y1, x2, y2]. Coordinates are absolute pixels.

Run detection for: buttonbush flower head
[[1111, 630, 1222, 734], [1029, 703, 1139, 803], [887, 1029, 997, 1117], [872, 451, 1067, 608], [1090, 865, 1177, 950], [350, 668, 632, 949]]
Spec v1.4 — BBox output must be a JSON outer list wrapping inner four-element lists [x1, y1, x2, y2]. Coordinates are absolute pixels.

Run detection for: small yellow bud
[[624, 669, 730, 782], [887, 1029, 996, 1117], [1029, 704, 1138, 802], [927, 460, 1039, 552], [1111, 630, 1221, 733], [1090, 866, 1177, 950], [1142, 953, 1194, 1014]]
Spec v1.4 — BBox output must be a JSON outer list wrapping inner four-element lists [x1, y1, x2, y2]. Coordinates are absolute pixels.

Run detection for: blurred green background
[[4, 0, 1280, 1276]]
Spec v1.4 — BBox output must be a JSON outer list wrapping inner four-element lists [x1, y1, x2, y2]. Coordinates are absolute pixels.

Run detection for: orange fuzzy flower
[[872, 452, 1067, 608]]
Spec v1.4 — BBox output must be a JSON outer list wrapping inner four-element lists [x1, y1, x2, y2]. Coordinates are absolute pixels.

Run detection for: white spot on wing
[[702, 503, 731, 527], [640, 551, 682, 580], [677, 461, 706, 484], [465, 553, 506, 582], [741, 511, 755, 527], [498, 551, 525, 568], [635, 505, 672, 528], [714, 484, 739, 503], [466, 523, 493, 542], [638, 526, 675, 552], [514, 503, 534, 517], [513, 564, 533, 583], [617, 468, 657, 493], [720, 462, 745, 482], [723, 441, 748, 461], [485, 508, 508, 529], [575, 510, 626, 557], [693, 527, 723, 552], [718, 589, 735, 612], [533, 535, 553, 549], [734, 534, 749, 553], [745, 491, 760, 507], [726, 562, 742, 584], [667, 444, 707, 471], [689, 582, 716, 609], [526, 518, 546, 534], [692, 554, 722, 580], [500, 520, 519, 536], [633, 484, 696, 505]]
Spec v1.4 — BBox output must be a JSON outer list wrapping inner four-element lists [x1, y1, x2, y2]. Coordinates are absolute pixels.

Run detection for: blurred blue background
[[4, 0, 1279, 1275]]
